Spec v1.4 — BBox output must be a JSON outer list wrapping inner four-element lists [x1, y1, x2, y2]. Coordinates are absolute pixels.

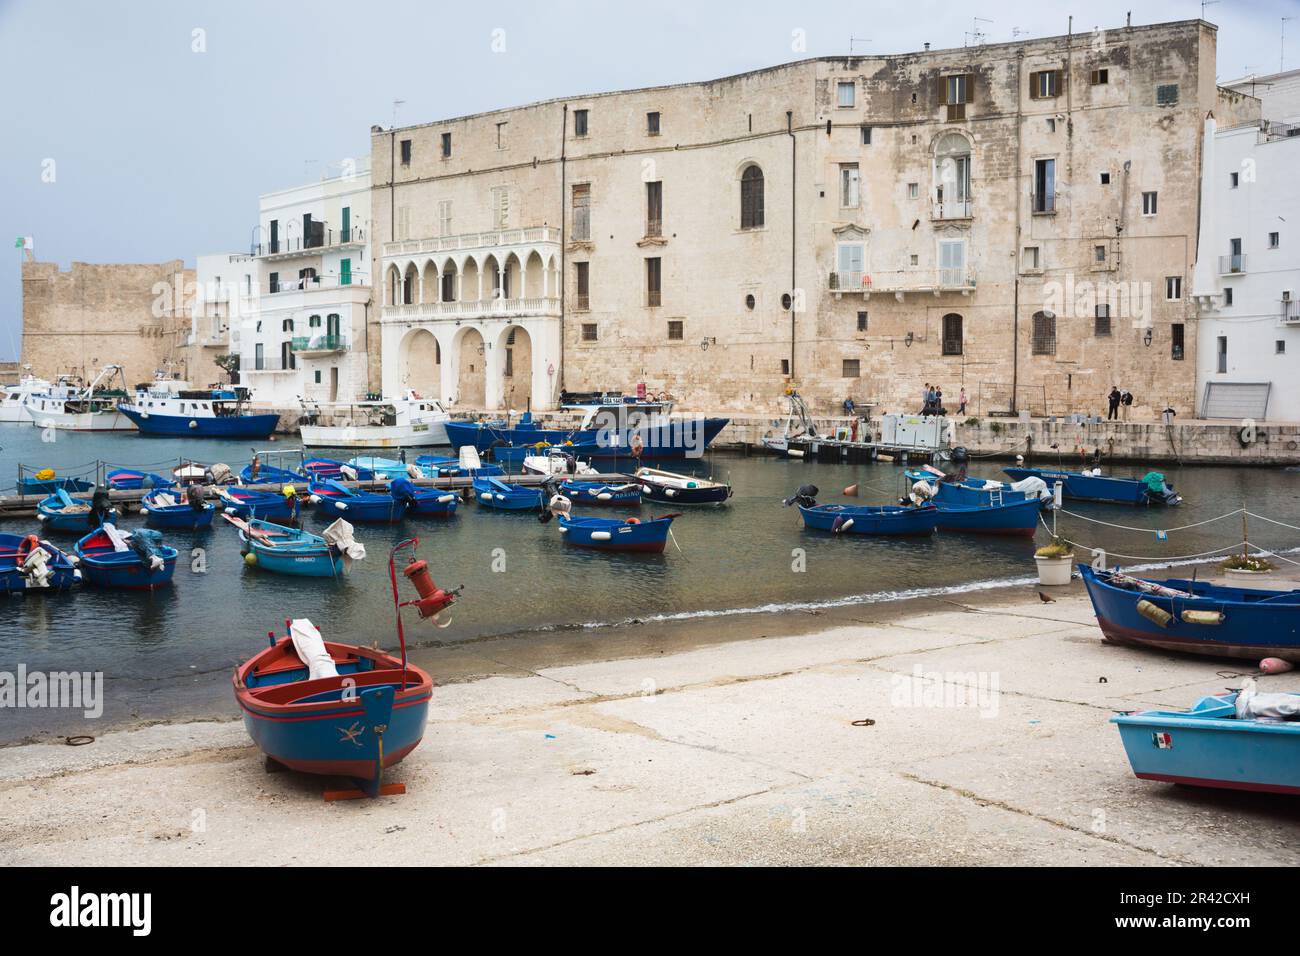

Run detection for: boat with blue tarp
[[74, 525, 177, 590], [1003, 466, 1181, 506]]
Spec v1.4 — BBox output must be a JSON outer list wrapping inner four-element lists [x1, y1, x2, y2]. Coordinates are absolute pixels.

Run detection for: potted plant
[[1221, 553, 1274, 577], [1034, 536, 1074, 586]]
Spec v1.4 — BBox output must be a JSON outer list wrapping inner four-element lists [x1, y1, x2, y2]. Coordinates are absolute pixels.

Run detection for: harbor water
[[3, 423, 1300, 741]]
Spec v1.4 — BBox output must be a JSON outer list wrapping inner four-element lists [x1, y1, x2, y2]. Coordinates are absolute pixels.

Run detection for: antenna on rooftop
[[848, 36, 871, 56], [392, 99, 406, 129], [1284, 17, 1295, 72], [964, 17, 992, 47], [1011, 26, 1031, 40], [1201, 0, 1219, 20]]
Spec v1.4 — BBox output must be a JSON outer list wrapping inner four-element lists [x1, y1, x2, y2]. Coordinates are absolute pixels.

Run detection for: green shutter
[[340, 258, 351, 286]]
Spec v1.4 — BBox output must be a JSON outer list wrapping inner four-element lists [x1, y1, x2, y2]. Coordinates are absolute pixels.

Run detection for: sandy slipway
[[3, 587, 1300, 866]]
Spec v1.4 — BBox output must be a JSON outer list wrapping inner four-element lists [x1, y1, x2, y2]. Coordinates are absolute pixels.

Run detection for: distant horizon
[[3, 0, 1295, 361]]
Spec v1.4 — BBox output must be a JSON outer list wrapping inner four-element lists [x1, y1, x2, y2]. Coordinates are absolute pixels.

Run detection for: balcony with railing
[[252, 226, 366, 258], [1219, 254, 1248, 275], [1282, 299, 1300, 323], [383, 296, 562, 325], [829, 268, 977, 299], [381, 225, 562, 259], [931, 197, 973, 221], [1031, 191, 1057, 215], [290, 335, 347, 356]]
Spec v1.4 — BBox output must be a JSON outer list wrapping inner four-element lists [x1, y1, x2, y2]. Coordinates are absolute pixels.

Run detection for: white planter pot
[[1225, 567, 1272, 578], [1035, 554, 1073, 586]]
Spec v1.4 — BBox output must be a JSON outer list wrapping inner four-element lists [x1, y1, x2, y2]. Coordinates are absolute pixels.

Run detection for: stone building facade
[[371, 19, 1256, 417], [21, 259, 196, 389]]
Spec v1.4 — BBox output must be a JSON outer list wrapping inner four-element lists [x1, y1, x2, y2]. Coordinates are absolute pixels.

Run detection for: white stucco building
[[188, 252, 258, 385], [237, 159, 373, 404], [1192, 116, 1300, 420]]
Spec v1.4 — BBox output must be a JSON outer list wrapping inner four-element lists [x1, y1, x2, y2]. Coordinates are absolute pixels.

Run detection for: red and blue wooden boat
[[559, 479, 642, 506], [1112, 690, 1300, 795], [799, 503, 939, 536], [308, 479, 404, 523], [217, 486, 300, 522], [74, 526, 177, 590], [106, 468, 175, 491], [1080, 564, 1300, 661], [0, 533, 81, 592], [141, 489, 216, 529], [558, 514, 676, 552], [389, 479, 459, 518]]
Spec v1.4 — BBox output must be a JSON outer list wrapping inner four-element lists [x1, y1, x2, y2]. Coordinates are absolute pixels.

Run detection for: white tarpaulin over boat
[[289, 619, 338, 682], [321, 518, 365, 570]]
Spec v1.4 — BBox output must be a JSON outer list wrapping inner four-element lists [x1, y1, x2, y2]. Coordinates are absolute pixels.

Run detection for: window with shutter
[[571, 183, 591, 240]]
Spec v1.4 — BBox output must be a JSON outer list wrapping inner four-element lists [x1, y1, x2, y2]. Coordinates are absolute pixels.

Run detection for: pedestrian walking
[[958, 387, 967, 415], [1106, 386, 1121, 421]]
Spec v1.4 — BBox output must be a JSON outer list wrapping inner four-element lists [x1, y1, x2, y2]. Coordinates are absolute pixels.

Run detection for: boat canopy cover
[[130, 528, 167, 569], [289, 619, 339, 682], [1236, 678, 1300, 720], [321, 519, 365, 563]]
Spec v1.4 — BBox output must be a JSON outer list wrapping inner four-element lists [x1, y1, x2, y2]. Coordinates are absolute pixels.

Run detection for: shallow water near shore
[[3, 423, 1300, 741]]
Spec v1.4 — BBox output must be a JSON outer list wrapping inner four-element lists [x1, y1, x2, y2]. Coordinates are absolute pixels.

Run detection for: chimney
[[924, 42, 931, 51]]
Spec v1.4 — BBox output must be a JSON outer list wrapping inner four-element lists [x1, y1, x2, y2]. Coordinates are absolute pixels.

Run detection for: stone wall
[[21, 260, 196, 388]]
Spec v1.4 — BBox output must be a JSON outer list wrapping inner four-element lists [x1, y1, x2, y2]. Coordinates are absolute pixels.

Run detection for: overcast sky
[[2, 0, 1297, 361]]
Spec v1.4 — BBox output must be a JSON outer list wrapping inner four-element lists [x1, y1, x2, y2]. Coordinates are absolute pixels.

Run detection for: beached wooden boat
[[0, 533, 81, 592], [472, 477, 543, 511], [74, 525, 177, 590], [1080, 564, 1300, 661], [225, 515, 354, 577], [559, 479, 642, 506], [1003, 466, 1182, 506], [233, 620, 432, 796], [799, 503, 939, 536], [1112, 689, 1300, 795], [635, 467, 732, 505], [558, 514, 676, 552], [308, 479, 404, 523], [36, 489, 117, 533], [141, 489, 216, 529]]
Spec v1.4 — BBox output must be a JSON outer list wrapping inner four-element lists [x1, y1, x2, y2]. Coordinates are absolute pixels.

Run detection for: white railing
[[381, 296, 562, 322], [932, 198, 973, 220], [381, 226, 562, 259], [829, 269, 976, 293]]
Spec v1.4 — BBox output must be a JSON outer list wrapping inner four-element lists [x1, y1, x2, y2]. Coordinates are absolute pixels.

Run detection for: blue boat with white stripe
[[141, 489, 216, 529], [559, 479, 642, 506], [36, 488, 118, 533], [75, 525, 177, 590], [473, 477, 543, 511]]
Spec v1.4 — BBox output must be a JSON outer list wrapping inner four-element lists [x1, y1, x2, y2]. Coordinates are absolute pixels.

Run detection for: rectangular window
[[837, 80, 856, 108], [842, 359, 861, 377], [908, 182, 919, 199], [1230, 171, 1239, 188], [857, 311, 868, 331], [1224, 286, 1233, 306], [1171, 323, 1185, 361], [1270, 231, 1280, 248], [646, 257, 662, 307], [1030, 69, 1060, 98], [1091, 68, 1109, 85], [1216, 334, 1227, 372], [495, 121, 507, 149], [1277, 340, 1287, 355], [781, 358, 790, 375], [1046, 118, 1056, 132], [581, 323, 598, 342], [440, 272, 456, 302], [647, 111, 660, 135], [574, 109, 588, 137], [269, 271, 279, 294], [1032, 312, 1057, 355], [836, 243, 864, 287], [1166, 276, 1182, 300], [440, 132, 452, 158], [946, 74, 968, 105], [314, 370, 322, 384], [1142, 191, 1158, 216], [861, 125, 872, 145], [1033, 159, 1056, 213], [667, 320, 683, 340], [1095, 304, 1111, 336], [571, 183, 591, 241], [438, 200, 452, 237], [942, 313, 963, 355], [1094, 245, 1107, 263], [839, 163, 860, 208], [575, 261, 590, 310], [939, 239, 966, 287], [400, 139, 411, 165], [645, 181, 663, 237], [1023, 246, 1041, 270], [1156, 83, 1179, 106]]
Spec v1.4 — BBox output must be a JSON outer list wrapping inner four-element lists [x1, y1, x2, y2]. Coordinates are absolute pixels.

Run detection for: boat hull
[[559, 481, 642, 506], [638, 480, 731, 505], [1112, 695, 1300, 795], [37, 502, 116, 534], [0, 535, 81, 592], [558, 516, 673, 552], [220, 491, 298, 522], [308, 481, 405, 523], [75, 548, 177, 590], [142, 502, 216, 530], [405, 490, 460, 518], [243, 539, 345, 577], [18, 477, 94, 496], [1080, 564, 1300, 661], [933, 496, 1042, 536], [24, 405, 133, 431], [1003, 467, 1157, 505], [118, 406, 280, 439], [799, 504, 939, 536], [445, 418, 729, 459], [472, 479, 543, 511], [300, 421, 449, 448]]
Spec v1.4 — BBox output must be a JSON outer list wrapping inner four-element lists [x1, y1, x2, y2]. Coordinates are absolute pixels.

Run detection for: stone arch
[[481, 253, 502, 300], [461, 255, 481, 302], [455, 326, 486, 407], [524, 251, 544, 299], [421, 259, 439, 303], [385, 262, 402, 306], [402, 262, 419, 305], [498, 324, 533, 410], [399, 327, 442, 397], [933, 131, 972, 207], [438, 257, 459, 302], [738, 161, 765, 230]]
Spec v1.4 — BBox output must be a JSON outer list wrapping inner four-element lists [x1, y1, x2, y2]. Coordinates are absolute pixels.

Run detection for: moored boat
[[118, 382, 280, 439], [798, 502, 939, 536], [559, 479, 642, 506], [389, 479, 459, 518], [141, 488, 216, 529], [930, 496, 1043, 536], [0, 533, 81, 592], [105, 468, 175, 491], [216, 487, 301, 522], [1112, 685, 1300, 795], [1080, 564, 1300, 661], [225, 514, 360, 577], [635, 466, 732, 505], [22, 365, 133, 432], [301, 457, 375, 482], [74, 525, 177, 590], [522, 448, 599, 477], [308, 479, 405, 523], [17, 472, 94, 496], [0, 373, 52, 424], [36, 488, 117, 533], [298, 391, 450, 448], [1003, 466, 1182, 506], [557, 514, 676, 552], [472, 477, 544, 511]]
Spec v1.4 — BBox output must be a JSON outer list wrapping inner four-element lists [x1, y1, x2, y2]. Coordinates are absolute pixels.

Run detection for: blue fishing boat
[[798, 503, 939, 536], [225, 515, 355, 577], [238, 462, 302, 485], [634, 467, 732, 505], [558, 514, 676, 552], [234, 620, 432, 797], [389, 479, 459, 518], [904, 468, 1048, 508], [118, 384, 280, 439], [141, 489, 216, 529], [308, 479, 404, 523], [1003, 467, 1182, 506], [931, 496, 1043, 536], [36, 489, 117, 533], [17, 474, 93, 496], [301, 457, 376, 482], [472, 477, 544, 511], [0, 533, 81, 592], [488, 442, 603, 468], [75, 525, 177, 590], [348, 456, 413, 480], [1112, 689, 1300, 795], [1080, 564, 1300, 661], [559, 479, 642, 506], [216, 487, 300, 522], [413, 455, 504, 478], [106, 468, 175, 491]]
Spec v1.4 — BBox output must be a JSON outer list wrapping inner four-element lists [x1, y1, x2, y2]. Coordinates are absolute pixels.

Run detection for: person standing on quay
[[1107, 386, 1121, 421], [958, 387, 968, 415]]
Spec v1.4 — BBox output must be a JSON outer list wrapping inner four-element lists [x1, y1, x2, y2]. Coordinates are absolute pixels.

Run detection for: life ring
[[625, 517, 640, 525], [16, 535, 40, 563]]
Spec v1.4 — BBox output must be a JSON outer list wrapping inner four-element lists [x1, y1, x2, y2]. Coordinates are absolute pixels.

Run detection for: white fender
[[335, 501, 348, 510], [839, 518, 855, 532], [188, 420, 198, 429], [597, 492, 612, 500], [590, 531, 612, 541], [665, 488, 677, 497]]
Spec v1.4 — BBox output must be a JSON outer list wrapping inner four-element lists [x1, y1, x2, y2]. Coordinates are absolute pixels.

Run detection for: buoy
[[844, 484, 859, 497], [335, 501, 347, 510], [244, 553, 258, 566], [1260, 657, 1294, 675], [597, 492, 612, 500], [1136, 599, 1173, 628], [591, 531, 612, 541], [1180, 609, 1225, 626], [188, 420, 198, 429]]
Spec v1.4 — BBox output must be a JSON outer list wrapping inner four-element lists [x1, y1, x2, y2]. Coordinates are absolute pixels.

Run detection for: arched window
[[309, 314, 322, 328], [942, 313, 963, 355], [934, 133, 972, 217], [740, 165, 764, 230], [1032, 311, 1056, 355], [282, 318, 294, 333]]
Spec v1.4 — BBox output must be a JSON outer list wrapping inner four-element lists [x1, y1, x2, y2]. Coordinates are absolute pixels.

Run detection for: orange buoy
[[844, 484, 859, 497]]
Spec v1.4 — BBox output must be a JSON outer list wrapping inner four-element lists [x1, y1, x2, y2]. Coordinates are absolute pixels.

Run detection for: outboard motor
[[782, 484, 819, 508], [537, 478, 566, 523], [944, 445, 970, 483], [186, 483, 209, 512], [390, 477, 419, 509], [89, 488, 113, 528]]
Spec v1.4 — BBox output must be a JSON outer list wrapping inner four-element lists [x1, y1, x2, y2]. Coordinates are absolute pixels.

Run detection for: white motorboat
[[23, 365, 134, 432], [298, 390, 451, 448], [523, 448, 599, 477], [0, 373, 52, 424]]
